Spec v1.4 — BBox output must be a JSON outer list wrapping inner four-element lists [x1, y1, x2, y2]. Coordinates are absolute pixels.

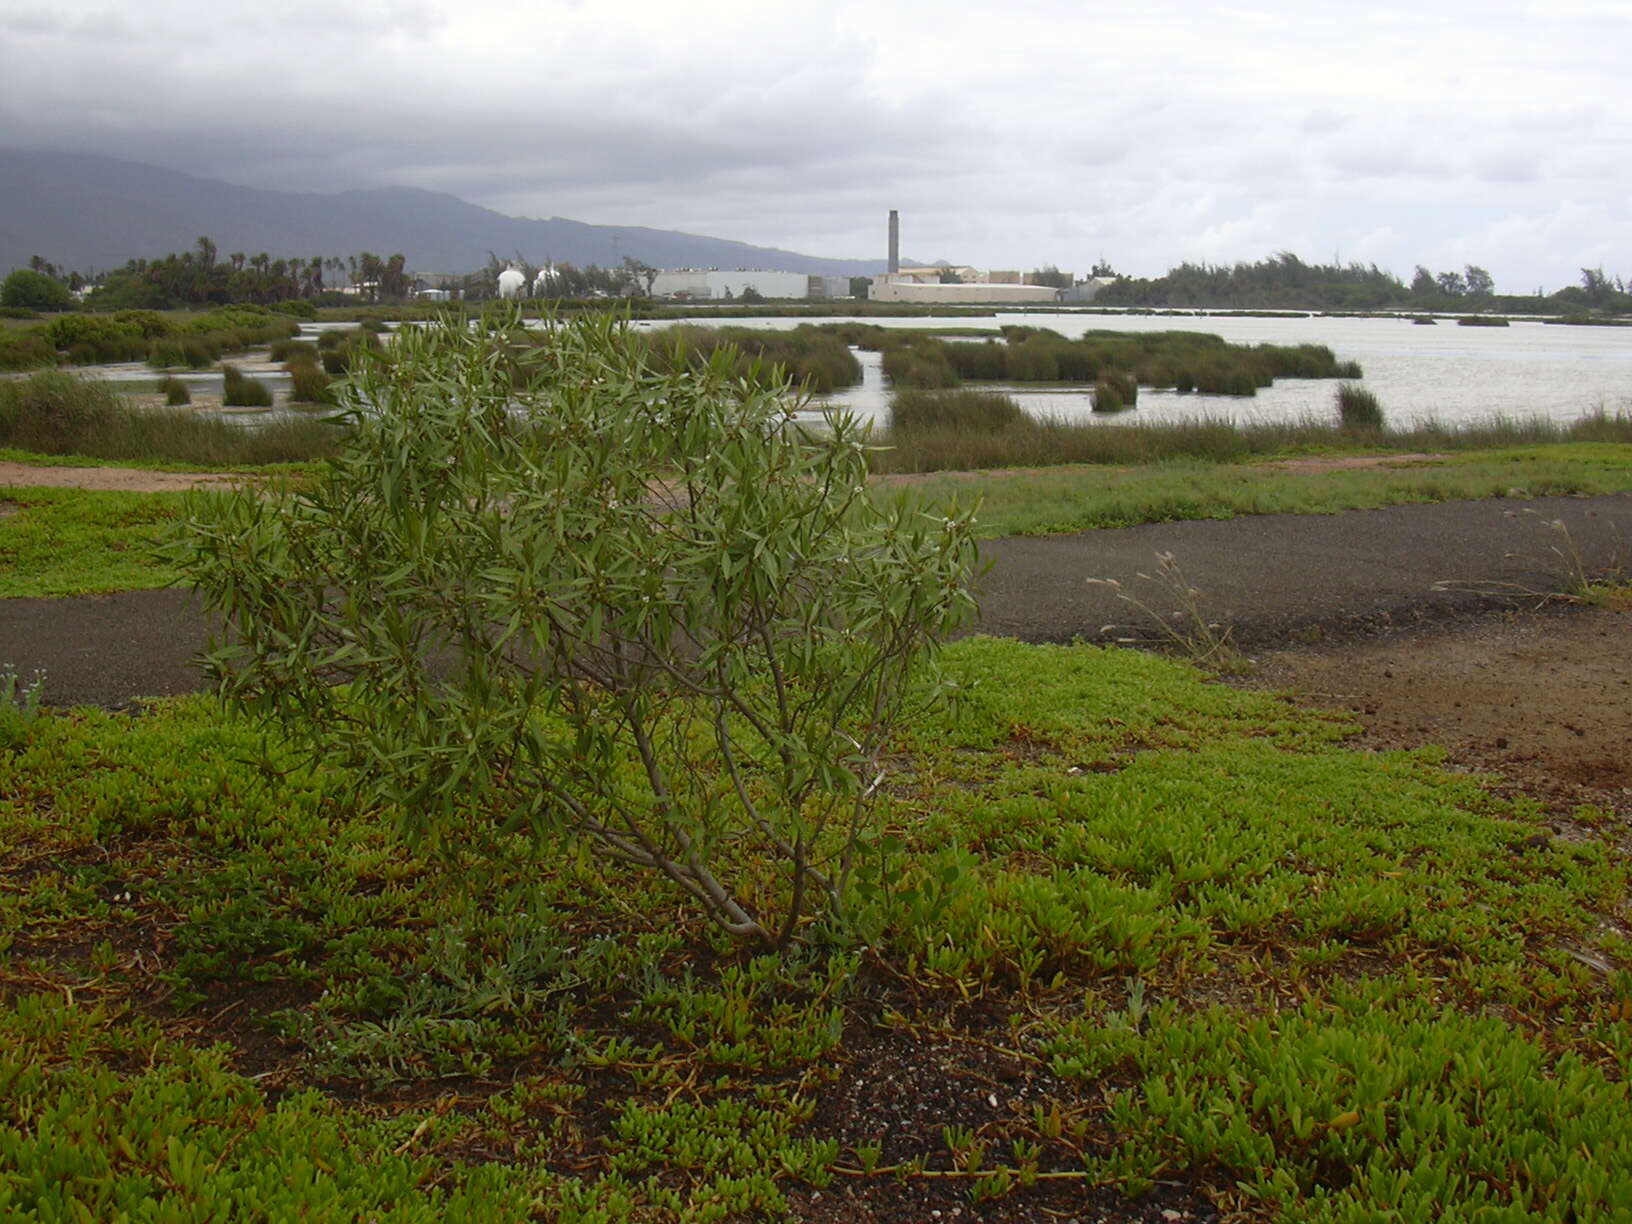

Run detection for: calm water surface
[[646, 312, 1632, 429], [46, 313, 1631, 431]]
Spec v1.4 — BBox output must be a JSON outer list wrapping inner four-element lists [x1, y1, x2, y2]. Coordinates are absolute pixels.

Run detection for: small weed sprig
[[1087, 552, 1244, 672], [0, 663, 46, 747], [1438, 508, 1626, 606], [1524, 509, 1624, 601]]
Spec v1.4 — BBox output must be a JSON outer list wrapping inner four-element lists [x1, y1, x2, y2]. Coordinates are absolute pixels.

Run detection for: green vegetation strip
[[885, 443, 1632, 538], [3, 444, 1629, 597], [0, 487, 183, 597], [2, 639, 1628, 1218]]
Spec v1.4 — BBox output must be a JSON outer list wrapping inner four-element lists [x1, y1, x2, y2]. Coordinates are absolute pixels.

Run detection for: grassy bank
[[2, 639, 1627, 1218], [0, 487, 185, 597], [880, 443, 1632, 538]]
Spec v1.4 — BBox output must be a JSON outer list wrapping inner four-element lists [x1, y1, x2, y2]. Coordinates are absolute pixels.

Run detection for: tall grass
[[221, 364, 273, 408], [1336, 383, 1385, 430], [890, 389, 1026, 433], [867, 403, 1632, 474], [0, 371, 342, 466], [0, 328, 58, 371], [286, 361, 334, 405], [642, 325, 862, 393], [824, 324, 1364, 397]]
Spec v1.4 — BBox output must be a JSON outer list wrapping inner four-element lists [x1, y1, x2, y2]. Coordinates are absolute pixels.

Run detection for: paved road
[[5, 494, 1629, 709]]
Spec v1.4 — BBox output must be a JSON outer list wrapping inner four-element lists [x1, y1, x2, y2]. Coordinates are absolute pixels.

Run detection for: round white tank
[[497, 269, 526, 299]]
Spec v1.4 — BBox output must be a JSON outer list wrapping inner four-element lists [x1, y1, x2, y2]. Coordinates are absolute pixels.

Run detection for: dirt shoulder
[[0, 461, 249, 493], [1241, 598, 1632, 821]]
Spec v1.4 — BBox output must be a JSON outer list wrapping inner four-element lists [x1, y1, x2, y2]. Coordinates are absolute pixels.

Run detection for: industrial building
[[867, 277, 1063, 304], [649, 269, 819, 301], [866, 212, 1070, 303]]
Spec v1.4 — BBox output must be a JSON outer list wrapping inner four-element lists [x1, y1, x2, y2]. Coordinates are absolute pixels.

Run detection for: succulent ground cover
[[4, 636, 1629, 1220]]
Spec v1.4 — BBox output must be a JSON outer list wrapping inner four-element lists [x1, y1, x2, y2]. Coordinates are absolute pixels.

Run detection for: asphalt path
[[5, 494, 1629, 709]]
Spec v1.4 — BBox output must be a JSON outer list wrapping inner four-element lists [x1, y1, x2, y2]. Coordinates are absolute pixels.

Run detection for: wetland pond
[[637, 311, 1632, 430], [53, 312, 1632, 430]]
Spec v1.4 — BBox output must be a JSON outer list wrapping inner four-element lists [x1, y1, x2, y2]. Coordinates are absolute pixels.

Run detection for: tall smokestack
[[888, 210, 899, 274]]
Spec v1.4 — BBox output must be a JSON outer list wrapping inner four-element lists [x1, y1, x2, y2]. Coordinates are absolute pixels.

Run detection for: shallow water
[[651, 312, 1632, 429], [39, 312, 1632, 432]]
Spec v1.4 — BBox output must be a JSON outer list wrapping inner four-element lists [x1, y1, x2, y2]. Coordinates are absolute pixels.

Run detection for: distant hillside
[[0, 150, 888, 279]]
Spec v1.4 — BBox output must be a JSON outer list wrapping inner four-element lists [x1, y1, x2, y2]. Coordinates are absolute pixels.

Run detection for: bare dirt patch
[[1256, 452, 1451, 474], [0, 461, 250, 493], [1243, 599, 1632, 819]]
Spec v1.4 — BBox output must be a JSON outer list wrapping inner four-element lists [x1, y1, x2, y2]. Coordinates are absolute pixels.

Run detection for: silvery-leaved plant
[[178, 309, 978, 947]]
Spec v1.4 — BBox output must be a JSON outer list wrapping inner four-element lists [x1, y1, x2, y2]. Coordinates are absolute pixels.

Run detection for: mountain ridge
[[0, 149, 889, 280]]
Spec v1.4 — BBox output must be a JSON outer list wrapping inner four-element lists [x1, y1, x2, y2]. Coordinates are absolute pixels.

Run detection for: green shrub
[[1336, 382, 1385, 430], [220, 364, 273, 408], [179, 310, 978, 947], [0, 305, 40, 320], [890, 389, 1026, 433], [0, 327, 58, 371], [160, 377, 192, 406], [1, 268, 73, 311]]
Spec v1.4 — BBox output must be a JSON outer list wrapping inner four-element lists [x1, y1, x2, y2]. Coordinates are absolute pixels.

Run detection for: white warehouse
[[650, 269, 815, 300]]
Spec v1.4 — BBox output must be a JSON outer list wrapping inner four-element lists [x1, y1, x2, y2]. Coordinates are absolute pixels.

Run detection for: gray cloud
[[1, 0, 1628, 289]]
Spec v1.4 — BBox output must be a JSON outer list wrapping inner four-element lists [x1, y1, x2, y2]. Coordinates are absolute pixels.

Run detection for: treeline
[[82, 239, 415, 310], [1095, 252, 1630, 315]]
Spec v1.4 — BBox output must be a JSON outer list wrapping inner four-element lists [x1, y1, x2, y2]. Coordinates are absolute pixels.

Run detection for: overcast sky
[[3, 0, 1627, 291]]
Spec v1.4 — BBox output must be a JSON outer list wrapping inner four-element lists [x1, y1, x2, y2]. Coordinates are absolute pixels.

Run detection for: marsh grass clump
[[1336, 383, 1385, 430], [0, 327, 58, 371], [646, 325, 861, 394], [317, 329, 382, 376], [1458, 315, 1510, 327], [269, 339, 318, 363], [941, 339, 1010, 380], [160, 377, 192, 406], [831, 326, 1364, 400], [0, 369, 338, 463], [0, 370, 122, 451], [147, 336, 220, 370], [287, 361, 333, 405], [890, 389, 1026, 433], [220, 364, 274, 408], [1092, 380, 1128, 413]]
